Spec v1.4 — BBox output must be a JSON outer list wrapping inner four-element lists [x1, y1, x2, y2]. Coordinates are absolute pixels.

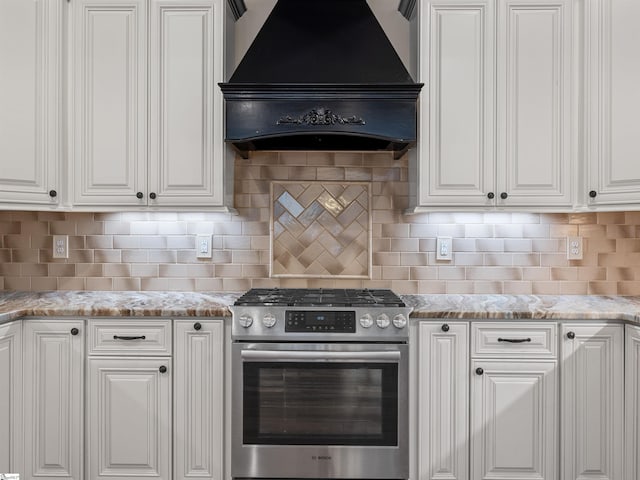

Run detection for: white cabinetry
[[585, 0, 640, 207], [87, 319, 172, 480], [417, 321, 469, 480], [412, 0, 573, 210], [174, 319, 224, 480], [0, 321, 22, 474], [560, 323, 623, 480], [0, 0, 63, 207], [87, 357, 172, 479], [625, 325, 640, 480], [72, 0, 230, 209], [23, 319, 84, 480], [86, 318, 225, 480], [470, 323, 557, 480]]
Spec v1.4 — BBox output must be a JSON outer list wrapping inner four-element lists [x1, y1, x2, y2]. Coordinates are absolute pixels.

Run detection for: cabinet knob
[[441, 324, 450, 332], [500, 192, 508, 200], [589, 190, 597, 198], [49, 189, 57, 198], [149, 192, 157, 200], [476, 367, 484, 376], [487, 192, 495, 199], [70, 327, 79, 336], [567, 331, 576, 339], [194, 322, 202, 331], [159, 365, 167, 373], [136, 192, 144, 199]]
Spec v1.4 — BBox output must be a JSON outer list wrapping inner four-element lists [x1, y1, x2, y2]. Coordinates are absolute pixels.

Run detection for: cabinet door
[[0, 0, 62, 206], [149, 0, 225, 206], [586, 0, 640, 206], [88, 357, 171, 480], [23, 319, 84, 480], [416, 0, 495, 207], [0, 321, 22, 474], [625, 325, 640, 480], [73, 0, 148, 206], [417, 322, 469, 480], [174, 320, 224, 480], [470, 359, 557, 480], [496, 0, 573, 207], [561, 324, 623, 480]]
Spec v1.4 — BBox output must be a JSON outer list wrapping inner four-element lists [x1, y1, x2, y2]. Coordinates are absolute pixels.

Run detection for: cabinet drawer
[[471, 323, 557, 358], [88, 320, 172, 356]]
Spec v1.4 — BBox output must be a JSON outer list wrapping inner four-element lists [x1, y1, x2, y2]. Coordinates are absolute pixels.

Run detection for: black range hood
[[219, 0, 423, 159]]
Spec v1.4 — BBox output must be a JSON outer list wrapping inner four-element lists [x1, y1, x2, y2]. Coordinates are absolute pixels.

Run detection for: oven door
[[232, 342, 409, 479]]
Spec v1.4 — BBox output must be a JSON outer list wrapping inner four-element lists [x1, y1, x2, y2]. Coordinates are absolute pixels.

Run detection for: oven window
[[242, 362, 398, 446]]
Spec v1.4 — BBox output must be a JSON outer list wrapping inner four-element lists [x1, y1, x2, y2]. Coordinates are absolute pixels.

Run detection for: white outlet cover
[[436, 237, 453, 261], [52, 235, 69, 259], [196, 234, 212, 259], [567, 236, 583, 260]]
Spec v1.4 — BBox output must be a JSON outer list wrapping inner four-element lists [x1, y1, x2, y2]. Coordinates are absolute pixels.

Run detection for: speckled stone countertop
[[1, 291, 640, 326], [403, 294, 640, 324], [0, 291, 241, 324]]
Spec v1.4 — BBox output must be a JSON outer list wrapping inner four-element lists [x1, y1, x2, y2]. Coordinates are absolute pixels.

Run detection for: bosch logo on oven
[[312, 456, 332, 461]]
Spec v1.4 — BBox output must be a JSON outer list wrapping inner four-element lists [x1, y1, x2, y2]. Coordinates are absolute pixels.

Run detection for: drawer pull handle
[[441, 324, 450, 332], [476, 367, 484, 375], [159, 365, 167, 373], [113, 335, 146, 341], [194, 322, 202, 331], [498, 337, 532, 343]]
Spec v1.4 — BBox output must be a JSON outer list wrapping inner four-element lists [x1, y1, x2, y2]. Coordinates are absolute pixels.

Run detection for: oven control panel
[[285, 311, 356, 333]]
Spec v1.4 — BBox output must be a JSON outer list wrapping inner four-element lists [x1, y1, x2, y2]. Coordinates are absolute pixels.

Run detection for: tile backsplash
[[1, 151, 640, 295]]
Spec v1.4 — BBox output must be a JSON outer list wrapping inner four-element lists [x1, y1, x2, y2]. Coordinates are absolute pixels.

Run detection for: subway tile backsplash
[[1, 151, 640, 294]]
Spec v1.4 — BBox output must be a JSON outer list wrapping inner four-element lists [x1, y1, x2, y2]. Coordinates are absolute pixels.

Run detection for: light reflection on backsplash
[[0, 151, 639, 294]]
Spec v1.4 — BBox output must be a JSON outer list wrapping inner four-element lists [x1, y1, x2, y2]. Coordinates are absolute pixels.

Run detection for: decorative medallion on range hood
[[219, 0, 423, 159]]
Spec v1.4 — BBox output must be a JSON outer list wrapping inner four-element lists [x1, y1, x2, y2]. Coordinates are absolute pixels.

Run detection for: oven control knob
[[392, 314, 407, 329], [376, 313, 390, 329], [262, 313, 277, 328], [238, 314, 253, 328], [359, 313, 374, 328]]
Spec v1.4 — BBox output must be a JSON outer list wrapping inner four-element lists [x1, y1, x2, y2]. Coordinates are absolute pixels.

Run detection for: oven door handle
[[240, 350, 401, 362]]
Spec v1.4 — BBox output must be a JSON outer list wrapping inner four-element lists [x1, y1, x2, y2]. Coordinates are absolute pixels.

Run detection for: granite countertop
[[1, 291, 640, 325]]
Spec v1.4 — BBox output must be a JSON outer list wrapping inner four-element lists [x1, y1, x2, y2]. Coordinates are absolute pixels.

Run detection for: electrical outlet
[[196, 234, 212, 259], [52, 235, 69, 259], [436, 237, 453, 261], [567, 236, 583, 260]]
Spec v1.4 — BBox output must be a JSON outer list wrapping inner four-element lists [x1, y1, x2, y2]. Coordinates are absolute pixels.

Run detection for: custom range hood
[[219, 0, 423, 159]]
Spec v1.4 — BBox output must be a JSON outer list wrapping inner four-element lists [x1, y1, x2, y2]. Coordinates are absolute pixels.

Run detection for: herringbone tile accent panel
[[271, 181, 371, 278]]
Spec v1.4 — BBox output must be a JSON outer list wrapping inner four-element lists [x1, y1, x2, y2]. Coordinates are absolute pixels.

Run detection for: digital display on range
[[285, 311, 356, 333]]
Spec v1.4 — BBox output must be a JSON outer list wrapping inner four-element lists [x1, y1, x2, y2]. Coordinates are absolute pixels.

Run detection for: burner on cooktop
[[234, 288, 405, 307]]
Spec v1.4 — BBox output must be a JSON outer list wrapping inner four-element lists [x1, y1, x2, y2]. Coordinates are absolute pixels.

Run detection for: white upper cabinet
[[72, 0, 231, 209], [496, 0, 573, 207], [585, 0, 640, 208], [412, 0, 574, 210], [73, 0, 148, 206], [0, 0, 63, 207], [149, 0, 225, 206], [416, 0, 495, 208]]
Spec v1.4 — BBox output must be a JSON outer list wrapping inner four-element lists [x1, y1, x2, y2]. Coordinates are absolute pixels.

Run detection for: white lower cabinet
[[560, 324, 624, 480], [86, 318, 225, 480], [417, 321, 469, 480], [0, 321, 22, 474], [174, 320, 224, 480], [23, 319, 85, 480], [626, 325, 640, 480], [470, 359, 557, 480], [470, 323, 557, 480], [87, 357, 172, 479]]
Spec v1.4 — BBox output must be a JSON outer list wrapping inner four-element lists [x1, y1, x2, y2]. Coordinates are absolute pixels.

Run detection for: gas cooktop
[[233, 288, 406, 307]]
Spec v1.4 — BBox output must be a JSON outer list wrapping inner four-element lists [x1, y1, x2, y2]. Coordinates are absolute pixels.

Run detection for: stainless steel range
[[230, 288, 411, 480]]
